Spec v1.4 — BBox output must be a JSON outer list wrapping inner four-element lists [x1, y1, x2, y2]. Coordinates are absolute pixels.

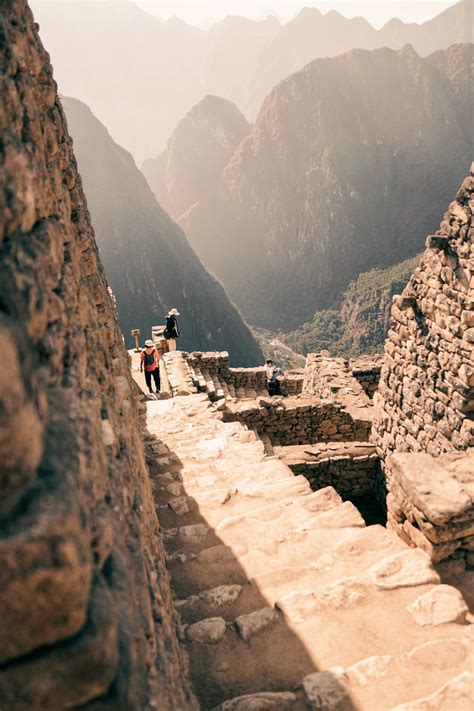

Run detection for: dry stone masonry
[[388, 450, 474, 567], [222, 397, 371, 446], [0, 3, 194, 708], [373, 167, 474, 461], [2, 2, 474, 708], [278, 442, 379, 499], [186, 351, 304, 399], [372, 166, 474, 567], [350, 355, 383, 399]]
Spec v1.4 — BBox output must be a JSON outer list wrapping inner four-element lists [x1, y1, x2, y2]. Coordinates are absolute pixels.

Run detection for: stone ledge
[[387, 449, 474, 564]]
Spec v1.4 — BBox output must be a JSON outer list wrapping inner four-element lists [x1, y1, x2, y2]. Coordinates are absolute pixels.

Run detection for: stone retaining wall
[[222, 398, 371, 445], [350, 355, 383, 399], [0, 4, 195, 708], [278, 443, 379, 498], [303, 352, 374, 407], [186, 351, 304, 397]]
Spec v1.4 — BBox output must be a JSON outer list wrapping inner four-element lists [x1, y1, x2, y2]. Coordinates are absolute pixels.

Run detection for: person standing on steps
[[140, 340, 161, 393], [265, 358, 285, 396], [165, 308, 180, 351]]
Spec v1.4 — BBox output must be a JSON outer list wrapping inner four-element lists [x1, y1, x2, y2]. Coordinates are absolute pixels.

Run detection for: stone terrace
[[141, 390, 474, 710], [157, 350, 378, 506], [164, 350, 304, 400]]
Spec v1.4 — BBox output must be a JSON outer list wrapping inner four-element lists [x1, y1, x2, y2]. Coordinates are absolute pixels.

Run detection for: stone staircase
[[143, 393, 474, 711]]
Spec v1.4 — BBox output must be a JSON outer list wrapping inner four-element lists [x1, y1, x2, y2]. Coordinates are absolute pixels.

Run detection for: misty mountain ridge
[[175, 42, 473, 331], [243, 0, 473, 117], [63, 96, 263, 365], [32, 0, 472, 161], [142, 95, 250, 220]]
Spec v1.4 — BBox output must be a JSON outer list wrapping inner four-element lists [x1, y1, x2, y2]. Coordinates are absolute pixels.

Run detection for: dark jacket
[[166, 315, 180, 339]]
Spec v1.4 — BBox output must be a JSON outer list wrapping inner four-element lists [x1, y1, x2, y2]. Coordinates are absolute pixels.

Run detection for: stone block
[[235, 607, 277, 641], [0, 481, 92, 664], [407, 584, 469, 626], [212, 692, 297, 710], [369, 549, 439, 590], [187, 617, 226, 644], [0, 576, 118, 710], [302, 671, 351, 711], [389, 452, 474, 526]]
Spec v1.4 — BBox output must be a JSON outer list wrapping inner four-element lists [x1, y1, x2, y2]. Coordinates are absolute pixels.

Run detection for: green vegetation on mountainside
[[282, 255, 421, 357]]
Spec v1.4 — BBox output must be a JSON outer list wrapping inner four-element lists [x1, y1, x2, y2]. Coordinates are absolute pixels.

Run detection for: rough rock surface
[[373, 167, 474, 462], [145, 391, 473, 710], [62, 96, 263, 365], [372, 168, 474, 563], [407, 585, 469, 626], [143, 94, 250, 220], [0, 2, 195, 708], [181, 44, 472, 330]]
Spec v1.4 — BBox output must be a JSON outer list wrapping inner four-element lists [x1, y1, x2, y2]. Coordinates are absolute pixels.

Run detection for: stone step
[[209, 655, 474, 711], [300, 641, 474, 711], [211, 690, 306, 711], [144, 393, 473, 711], [183, 608, 316, 709], [169, 525, 407, 616], [221, 380, 231, 399]]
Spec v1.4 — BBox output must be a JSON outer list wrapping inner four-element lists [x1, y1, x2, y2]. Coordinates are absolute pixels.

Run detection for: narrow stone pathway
[[144, 394, 473, 711]]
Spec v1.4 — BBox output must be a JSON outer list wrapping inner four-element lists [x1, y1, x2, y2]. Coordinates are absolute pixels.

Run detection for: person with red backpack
[[140, 339, 160, 393]]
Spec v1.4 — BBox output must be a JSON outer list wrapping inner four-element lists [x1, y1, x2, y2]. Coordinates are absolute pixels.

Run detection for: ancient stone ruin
[[0, 3, 195, 708], [1, 2, 473, 710]]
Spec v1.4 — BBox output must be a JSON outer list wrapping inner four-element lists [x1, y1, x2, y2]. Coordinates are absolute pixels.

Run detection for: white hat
[[144, 339, 154, 347], [168, 308, 180, 316]]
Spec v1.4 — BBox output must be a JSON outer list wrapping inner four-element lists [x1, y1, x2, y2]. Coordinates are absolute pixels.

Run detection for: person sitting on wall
[[265, 358, 284, 396], [140, 340, 161, 393], [164, 308, 180, 351]]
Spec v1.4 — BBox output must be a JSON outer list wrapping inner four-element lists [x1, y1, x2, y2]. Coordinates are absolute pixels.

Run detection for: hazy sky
[[36, 1, 459, 28]]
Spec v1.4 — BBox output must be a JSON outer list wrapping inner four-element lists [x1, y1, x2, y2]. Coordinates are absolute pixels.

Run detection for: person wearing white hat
[[140, 339, 161, 393], [165, 308, 180, 351]]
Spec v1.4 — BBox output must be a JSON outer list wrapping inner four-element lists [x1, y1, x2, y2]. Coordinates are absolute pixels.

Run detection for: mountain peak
[[399, 43, 421, 61], [294, 7, 323, 22], [143, 95, 250, 222]]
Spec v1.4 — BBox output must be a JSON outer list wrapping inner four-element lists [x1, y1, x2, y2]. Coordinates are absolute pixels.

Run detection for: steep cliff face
[[63, 97, 262, 366], [32, 1, 470, 161], [31, 2, 280, 161], [143, 95, 250, 220], [0, 3, 195, 708], [182, 44, 473, 331], [204, 15, 281, 110], [283, 256, 421, 357]]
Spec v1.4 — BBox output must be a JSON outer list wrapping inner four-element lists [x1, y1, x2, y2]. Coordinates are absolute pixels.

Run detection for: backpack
[[144, 350, 155, 368]]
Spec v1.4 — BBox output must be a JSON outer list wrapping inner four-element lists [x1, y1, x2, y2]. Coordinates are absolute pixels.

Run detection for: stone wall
[[372, 169, 474, 473], [350, 355, 383, 399], [303, 352, 374, 406], [371, 169, 474, 565], [222, 397, 372, 445], [186, 351, 304, 398], [0, 3, 194, 708], [278, 442, 379, 498]]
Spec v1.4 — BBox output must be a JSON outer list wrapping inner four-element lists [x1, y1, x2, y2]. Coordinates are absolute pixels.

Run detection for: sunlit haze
[[33, 0, 458, 28]]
